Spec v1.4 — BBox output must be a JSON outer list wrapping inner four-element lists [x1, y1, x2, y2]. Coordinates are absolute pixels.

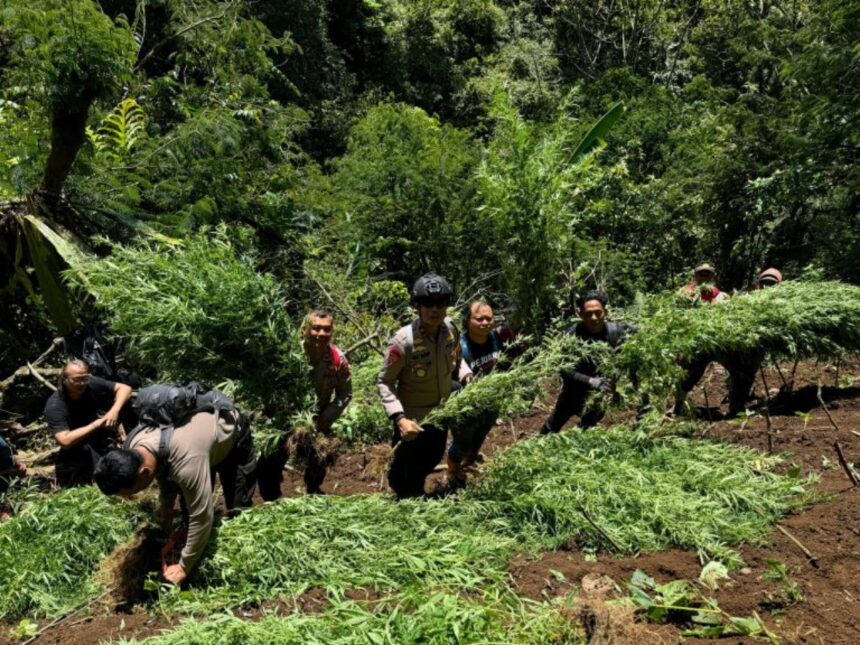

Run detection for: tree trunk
[[36, 97, 94, 208]]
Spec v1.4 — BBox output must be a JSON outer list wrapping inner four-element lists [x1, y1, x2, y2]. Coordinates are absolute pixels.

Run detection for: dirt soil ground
[[3, 359, 858, 644]]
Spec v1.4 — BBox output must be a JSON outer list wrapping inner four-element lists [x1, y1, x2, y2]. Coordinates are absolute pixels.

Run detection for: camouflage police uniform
[[378, 317, 472, 497]]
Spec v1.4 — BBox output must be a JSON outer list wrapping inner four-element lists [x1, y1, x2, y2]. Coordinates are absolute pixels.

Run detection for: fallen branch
[[833, 440, 859, 487], [850, 430, 860, 439], [577, 504, 624, 552], [308, 275, 384, 357], [816, 383, 839, 431], [23, 446, 60, 467], [775, 524, 819, 568], [23, 586, 114, 645], [0, 338, 64, 392], [27, 362, 57, 392], [33, 337, 64, 368], [345, 331, 381, 357]]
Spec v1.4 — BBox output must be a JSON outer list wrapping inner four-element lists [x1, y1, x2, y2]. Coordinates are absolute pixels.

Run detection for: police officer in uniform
[[377, 273, 472, 498]]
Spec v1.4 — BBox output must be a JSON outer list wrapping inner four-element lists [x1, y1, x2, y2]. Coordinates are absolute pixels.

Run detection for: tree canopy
[[1, 0, 857, 374]]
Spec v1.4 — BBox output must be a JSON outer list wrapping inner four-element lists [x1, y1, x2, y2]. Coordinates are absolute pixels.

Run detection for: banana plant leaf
[[569, 101, 625, 165], [18, 214, 90, 334]]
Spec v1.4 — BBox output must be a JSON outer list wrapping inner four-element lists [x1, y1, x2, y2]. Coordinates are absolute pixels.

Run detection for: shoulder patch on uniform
[[385, 345, 403, 367]]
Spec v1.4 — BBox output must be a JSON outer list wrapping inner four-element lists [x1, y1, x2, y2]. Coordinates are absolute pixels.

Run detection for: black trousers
[[257, 433, 331, 501], [676, 353, 760, 416], [448, 410, 497, 462], [540, 378, 603, 434], [56, 442, 112, 488], [388, 422, 447, 499], [213, 414, 257, 509]]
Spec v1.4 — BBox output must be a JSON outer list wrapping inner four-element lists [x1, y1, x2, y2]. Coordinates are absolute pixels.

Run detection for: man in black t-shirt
[[540, 291, 633, 434], [44, 358, 133, 487]]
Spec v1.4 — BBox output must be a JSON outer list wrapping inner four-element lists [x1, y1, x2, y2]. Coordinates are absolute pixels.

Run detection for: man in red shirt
[[677, 262, 730, 304]]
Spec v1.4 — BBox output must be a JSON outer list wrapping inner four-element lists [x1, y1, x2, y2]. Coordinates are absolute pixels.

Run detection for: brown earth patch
[[509, 359, 860, 644]]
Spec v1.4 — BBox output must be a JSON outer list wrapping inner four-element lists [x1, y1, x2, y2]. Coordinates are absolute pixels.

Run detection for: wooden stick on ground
[[759, 368, 774, 454], [816, 383, 840, 431], [833, 440, 859, 487], [577, 504, 624, 552], [851, 430, 860, 439], [23, 587, 114, 645], [775, 524, 819, 569]]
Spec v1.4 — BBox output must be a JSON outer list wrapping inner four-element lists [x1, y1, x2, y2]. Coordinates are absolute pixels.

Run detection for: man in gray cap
[[377, 273, 472, 498], [756, 267, 783, 289]]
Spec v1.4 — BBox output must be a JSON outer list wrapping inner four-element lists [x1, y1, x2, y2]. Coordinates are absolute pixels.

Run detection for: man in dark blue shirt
[[447, 300, 518, 486]]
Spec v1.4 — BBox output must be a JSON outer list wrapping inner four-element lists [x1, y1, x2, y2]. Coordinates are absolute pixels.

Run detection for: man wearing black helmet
[[377, 273, 473, 498]]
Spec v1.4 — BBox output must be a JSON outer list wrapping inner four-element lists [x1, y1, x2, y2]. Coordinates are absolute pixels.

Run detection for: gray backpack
[[124, 382, 236, 461]]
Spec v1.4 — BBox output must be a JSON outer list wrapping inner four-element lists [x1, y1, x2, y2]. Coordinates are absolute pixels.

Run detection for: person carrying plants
[[541, 290, 633, 434], [676, 261, 730, 304], [93, 387, 257, 585], [44, 358, 133, 487], [445, 299, 519, 487], [377, 273, 472, 498], [673, 265, 770, 418], [257, 309, 353, 500]]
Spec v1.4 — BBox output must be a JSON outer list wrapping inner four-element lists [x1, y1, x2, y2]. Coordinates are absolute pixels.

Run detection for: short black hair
[[576, 290, 607, 310], [94, 449, 143, 495]]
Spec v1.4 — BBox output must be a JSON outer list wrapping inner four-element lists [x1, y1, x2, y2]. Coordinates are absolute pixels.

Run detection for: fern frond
[[92, 98, 146, 159]]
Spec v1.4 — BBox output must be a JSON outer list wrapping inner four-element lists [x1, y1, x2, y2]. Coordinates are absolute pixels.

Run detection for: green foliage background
[[3, 0, 858, 365]]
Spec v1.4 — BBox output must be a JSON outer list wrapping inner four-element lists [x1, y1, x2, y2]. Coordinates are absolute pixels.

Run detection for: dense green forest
[[1, 0, 858, 392]]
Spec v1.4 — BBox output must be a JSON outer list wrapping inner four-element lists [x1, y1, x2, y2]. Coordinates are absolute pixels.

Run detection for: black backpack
[[65, 323, 116, 379], [124, 382, 237, 462]]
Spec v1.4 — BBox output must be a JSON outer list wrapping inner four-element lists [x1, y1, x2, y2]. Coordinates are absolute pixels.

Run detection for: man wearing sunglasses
[[44, 358, 132, 487], [378, 273, 472, 498]]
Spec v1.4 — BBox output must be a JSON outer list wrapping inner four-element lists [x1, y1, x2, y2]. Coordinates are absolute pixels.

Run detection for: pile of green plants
[[68, 226, 313, 419], [612, 281, 860, 401], [159, 414, 812, 615], [163, 495, 515, 612], [130, 589, 579, 644], [466, 419, 814, 565], [331, 357, 390, 445], [422, 335, 593, 430], [0, 486, 144, 618]]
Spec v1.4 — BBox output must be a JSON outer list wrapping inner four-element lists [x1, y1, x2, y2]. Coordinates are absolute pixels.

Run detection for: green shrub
[[0, 486, 144, 619]]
